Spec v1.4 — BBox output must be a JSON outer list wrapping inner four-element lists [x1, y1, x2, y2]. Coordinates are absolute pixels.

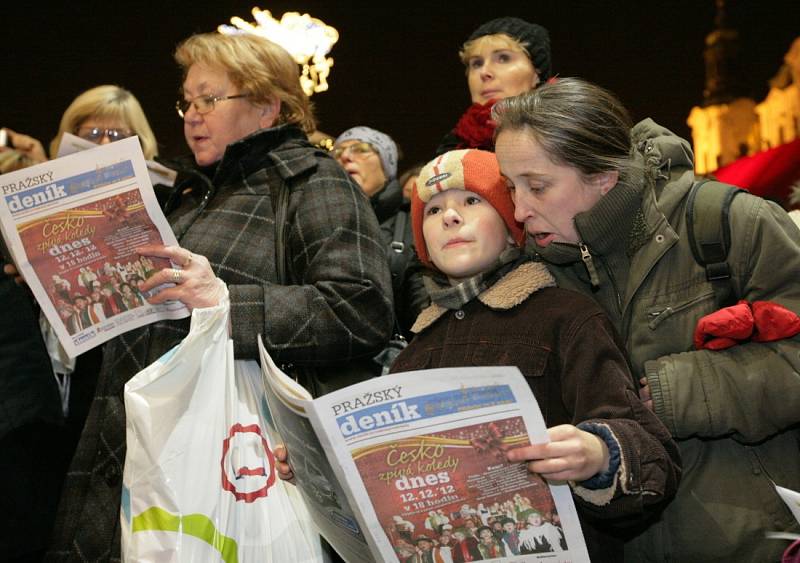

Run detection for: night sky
[[2, 1, 797, 170]]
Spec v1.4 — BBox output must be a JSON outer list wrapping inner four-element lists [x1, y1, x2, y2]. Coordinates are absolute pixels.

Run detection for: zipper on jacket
[[579, 243, 601, 288], [647, 292, 716, 330], [548, 241, 622, 314]]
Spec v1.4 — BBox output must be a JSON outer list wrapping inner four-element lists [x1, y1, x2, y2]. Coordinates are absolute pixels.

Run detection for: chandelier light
[[219, 7, 339, 96]]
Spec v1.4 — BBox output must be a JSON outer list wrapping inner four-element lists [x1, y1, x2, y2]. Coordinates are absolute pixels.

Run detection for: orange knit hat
[[411, 149, 525, 269]]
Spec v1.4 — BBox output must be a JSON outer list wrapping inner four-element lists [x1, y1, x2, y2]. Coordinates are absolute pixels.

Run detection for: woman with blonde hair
[[435, 17, 551, 155], [1, 85, 160, 561], [47, 31, 391, 560], [1, 84, 157, 163], [50, 84, 158, 159]]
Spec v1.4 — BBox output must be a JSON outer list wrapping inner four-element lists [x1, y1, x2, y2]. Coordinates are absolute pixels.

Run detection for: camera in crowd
[[0, 129, 13, 148]]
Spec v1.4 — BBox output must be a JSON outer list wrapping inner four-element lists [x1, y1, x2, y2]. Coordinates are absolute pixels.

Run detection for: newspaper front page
[[0, 137, 188, 357], [258, 337, 590, 563]]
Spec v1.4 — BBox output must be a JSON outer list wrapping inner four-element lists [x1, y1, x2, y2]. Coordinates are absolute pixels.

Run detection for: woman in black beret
[[435, 16, 552, 155]]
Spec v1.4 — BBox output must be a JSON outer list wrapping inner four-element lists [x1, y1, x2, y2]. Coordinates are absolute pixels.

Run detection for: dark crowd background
[[2, 0, 797, 167]]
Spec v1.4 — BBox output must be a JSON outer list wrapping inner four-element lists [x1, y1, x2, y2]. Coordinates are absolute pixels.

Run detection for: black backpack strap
[[390, 209, 408, 254], [685, 179, 743, 308], [388, 210, 410, 296]]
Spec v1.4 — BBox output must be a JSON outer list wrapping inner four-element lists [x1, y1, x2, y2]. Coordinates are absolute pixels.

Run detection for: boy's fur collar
[[411, 261, 556, 333]]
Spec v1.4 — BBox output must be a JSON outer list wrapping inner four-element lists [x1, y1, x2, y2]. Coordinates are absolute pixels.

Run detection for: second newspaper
[[258, 337, 590, 563]]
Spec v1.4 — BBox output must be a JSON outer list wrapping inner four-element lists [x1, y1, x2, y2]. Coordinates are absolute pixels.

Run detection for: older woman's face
[[466, 35, 539, 105], [495, 128, 615, 247], [334, 140, 387, 197], [182, 64, 273, 166]]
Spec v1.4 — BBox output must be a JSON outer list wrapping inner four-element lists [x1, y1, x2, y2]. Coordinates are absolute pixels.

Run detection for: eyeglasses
[[75, 126, 133, 143], [175, 94, 250, 118], [331, 142, 377, 160]]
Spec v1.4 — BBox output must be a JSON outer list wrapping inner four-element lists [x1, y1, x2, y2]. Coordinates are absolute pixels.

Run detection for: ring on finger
[[172, 269, 182, 284]]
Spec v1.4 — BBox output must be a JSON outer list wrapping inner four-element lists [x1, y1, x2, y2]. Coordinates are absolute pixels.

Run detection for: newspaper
[[258, 337, 590, 563], [56, 132, 177, 188], [0, 137, 189, 357]]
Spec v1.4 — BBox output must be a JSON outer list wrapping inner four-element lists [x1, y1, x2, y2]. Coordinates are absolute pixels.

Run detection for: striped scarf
[[424, 247, 522, 310]]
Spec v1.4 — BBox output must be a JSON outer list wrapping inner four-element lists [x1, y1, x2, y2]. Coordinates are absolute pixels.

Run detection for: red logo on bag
[[221, 423, 276, 502]]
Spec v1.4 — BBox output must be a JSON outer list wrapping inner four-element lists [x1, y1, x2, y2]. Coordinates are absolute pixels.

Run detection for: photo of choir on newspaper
[[50, 255, 157, 334], [387, 495, 567, 562]]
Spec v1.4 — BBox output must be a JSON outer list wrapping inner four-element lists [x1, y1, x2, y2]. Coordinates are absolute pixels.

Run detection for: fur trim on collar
[[478, 261, 555, 308], [411, 261, 555, 333], [411, 302, 448, 334]]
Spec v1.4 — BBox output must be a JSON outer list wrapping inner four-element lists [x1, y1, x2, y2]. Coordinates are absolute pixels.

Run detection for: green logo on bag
[[132, 506, 239, 563]]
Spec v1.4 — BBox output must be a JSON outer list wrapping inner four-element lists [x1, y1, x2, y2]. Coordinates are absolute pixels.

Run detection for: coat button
[[455, 310, 465, 320]]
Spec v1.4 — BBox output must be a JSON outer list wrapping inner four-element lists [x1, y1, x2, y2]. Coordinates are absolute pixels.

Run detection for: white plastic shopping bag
[[121, 288, 322, 562]]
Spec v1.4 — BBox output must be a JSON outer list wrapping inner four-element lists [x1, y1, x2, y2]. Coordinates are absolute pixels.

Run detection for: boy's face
[[423, 188, 511, 283]]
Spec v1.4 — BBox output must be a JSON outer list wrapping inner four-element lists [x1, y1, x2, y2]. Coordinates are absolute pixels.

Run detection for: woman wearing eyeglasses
[[0, 84, 159, 562], [46, 31, 393, 561], [50, 85, 158, 159], [1, 84, 158, 163]]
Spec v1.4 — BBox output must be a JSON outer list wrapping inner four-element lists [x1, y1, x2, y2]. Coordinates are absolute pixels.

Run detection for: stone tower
[[687, 0, 759, 174]]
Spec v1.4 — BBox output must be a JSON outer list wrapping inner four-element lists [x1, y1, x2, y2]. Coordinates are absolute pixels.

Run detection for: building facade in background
[[688, 0, 800, 176]]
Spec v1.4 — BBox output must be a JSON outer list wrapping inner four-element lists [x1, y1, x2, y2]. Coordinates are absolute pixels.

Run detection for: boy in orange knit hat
[[390, 148, 681, 562]]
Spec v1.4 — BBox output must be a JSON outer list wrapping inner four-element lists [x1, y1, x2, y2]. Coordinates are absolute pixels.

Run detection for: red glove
[[693, 300, 754, 350], [751, 301, 800, 342], [783, 538, 800, 563]]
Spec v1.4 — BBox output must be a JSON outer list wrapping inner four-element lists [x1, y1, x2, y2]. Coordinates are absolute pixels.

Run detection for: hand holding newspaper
[[258, 336, 590, 563], [0, 137, 188, 357]]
